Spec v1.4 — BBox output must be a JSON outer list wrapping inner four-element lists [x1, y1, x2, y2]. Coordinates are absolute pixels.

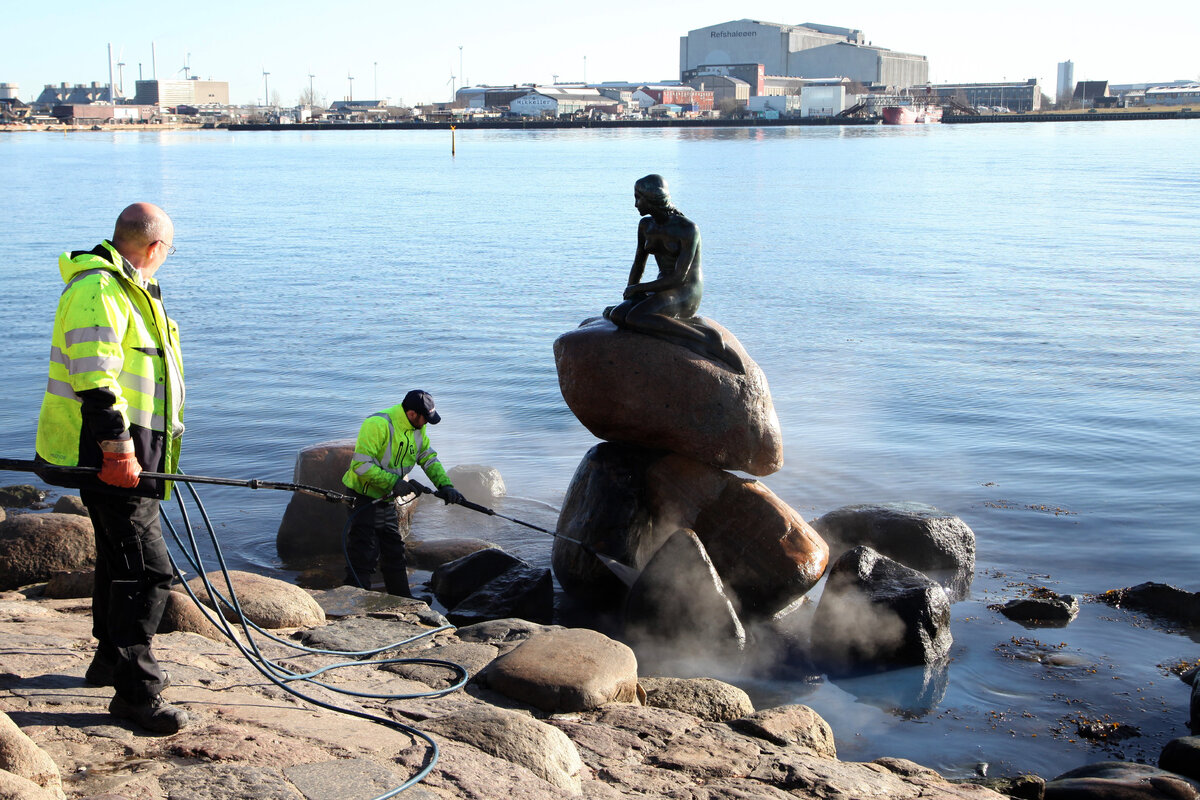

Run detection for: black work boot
[[109, 693, 189, 734]]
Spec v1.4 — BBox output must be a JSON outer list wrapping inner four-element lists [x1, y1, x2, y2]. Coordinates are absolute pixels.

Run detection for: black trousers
[[81, 488, 173, 703], [343, 491, 411, 597]]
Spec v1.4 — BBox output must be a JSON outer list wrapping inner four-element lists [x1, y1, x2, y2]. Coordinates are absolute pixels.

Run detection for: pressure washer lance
[[401, 480, 641, 587], [0, 458, 355, 505]]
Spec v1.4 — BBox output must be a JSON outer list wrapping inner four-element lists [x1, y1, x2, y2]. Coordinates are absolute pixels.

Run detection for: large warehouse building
[[679, 19, 928, 89]]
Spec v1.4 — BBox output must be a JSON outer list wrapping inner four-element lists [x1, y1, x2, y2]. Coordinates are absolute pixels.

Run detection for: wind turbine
[[115, 46, 125, 96], [177, 53, 191, 79], [447, 72, 456, 102], [347, 73, 354, 102], [262, 69, 270, 108]]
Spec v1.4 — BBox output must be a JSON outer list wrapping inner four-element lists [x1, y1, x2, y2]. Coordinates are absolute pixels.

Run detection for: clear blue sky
[[3, 0, 1196, 105]]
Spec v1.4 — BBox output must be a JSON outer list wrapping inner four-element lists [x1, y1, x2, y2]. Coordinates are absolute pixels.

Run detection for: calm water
[[2, 122, 1198, 778]]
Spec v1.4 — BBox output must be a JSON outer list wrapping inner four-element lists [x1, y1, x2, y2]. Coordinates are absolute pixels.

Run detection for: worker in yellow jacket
[[35, 203, 188, 735], [342, 390, 463, 596]]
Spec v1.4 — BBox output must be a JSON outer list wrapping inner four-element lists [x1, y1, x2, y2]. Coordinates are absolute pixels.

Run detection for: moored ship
[[881, 103, 944, 124]]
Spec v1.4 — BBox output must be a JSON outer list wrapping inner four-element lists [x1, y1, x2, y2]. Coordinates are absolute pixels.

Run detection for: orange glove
[[98, 451, 141, 488]]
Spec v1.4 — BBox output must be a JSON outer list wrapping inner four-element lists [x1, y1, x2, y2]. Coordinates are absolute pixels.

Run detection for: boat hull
[[882, 105, 944, 124]]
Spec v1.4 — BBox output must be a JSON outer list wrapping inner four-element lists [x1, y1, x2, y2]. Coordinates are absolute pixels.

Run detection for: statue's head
[[634, 174, 675, 215]]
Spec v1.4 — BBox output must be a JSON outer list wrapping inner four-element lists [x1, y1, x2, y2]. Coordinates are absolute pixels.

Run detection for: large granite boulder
[[481, 628, 640, 713], [552, 443, 659, 601], [554, 317, 783, 476], [1045, 761, 1200, 799], [187, 570, 326, 629], [447, 562, 554, 626], [729, 704, 838, 758], [811, 546, 952, 673], [639, 677, 754, 722], [0, 710, 63, 799], [811, 503, 975, 600], [50, 495, 87, 516], [553, 446, 827, 617], [432, 548, 524, 610], [407, 537, 498, 571], [276, 439, 416, 561], [0, 512, 95, 591], [158, 589, 227, 641], [623, 528, 745, 665]]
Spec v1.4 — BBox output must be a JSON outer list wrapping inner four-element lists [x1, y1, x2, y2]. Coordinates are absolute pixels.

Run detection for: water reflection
[[828, 659, 950, 719]]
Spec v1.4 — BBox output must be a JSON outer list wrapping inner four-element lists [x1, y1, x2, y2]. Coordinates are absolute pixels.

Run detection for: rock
[[296, 616, 430, 654], [158, 589, 227, 641], [407, 538, 498, 571], [445, 464, 506, 505], [447, 562, 554, 626], [0, 513, 95, 591], [553, 317, 783, 476], [156, 763, 300, 800], [43, 569, 93, 599], [0, 508, 4, 524], [995, 593, 1079, 626], [1194, 676, 1200, 731], [1161, 736, 1200, 781], [648, 455, 829, 617], [430, 548, 524, 610], [50, 495, 87, 516], [423, 706, 584, 793], [186, 570, 325, 629], [0, 485, 47, 508], [382, 641, 499, 688], [455, 618, 563, 648], [966, 775, 1046, 800], [623, 528, 745, 666], [553, 443, 659, 601], [811, 546, 953, 673], [481, 628, 640, 713], [0, 710, 63, 799], [729, 704, 837, 758], [308, 585, 434, 619], [639, 677, 753, 722], [1045, 761, 1200, 800], [276, 440, 415, 561], [811, 503, 976, 600], [0, 769, 58, 800], [830, 659, 950, 718], [284, 758, 409, 800], [1101, 582, 1200, 628]]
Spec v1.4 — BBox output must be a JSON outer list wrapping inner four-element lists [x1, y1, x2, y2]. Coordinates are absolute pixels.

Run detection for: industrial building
[[509, 86, 622, 117], [132, 78, 229, 109], [1056, 61, 1075, 104], [679, 19, 928, 89], [35, 82, 116, 106], [929, 79, 1044, 112]]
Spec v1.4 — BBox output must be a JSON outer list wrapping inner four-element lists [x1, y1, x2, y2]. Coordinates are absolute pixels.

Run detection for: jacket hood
[[58, 241, 147, 287]]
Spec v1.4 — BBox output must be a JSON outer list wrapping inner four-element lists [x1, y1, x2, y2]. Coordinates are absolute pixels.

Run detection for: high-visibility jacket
[[342, 404, 451, 499], [35, 241, 184, 499]]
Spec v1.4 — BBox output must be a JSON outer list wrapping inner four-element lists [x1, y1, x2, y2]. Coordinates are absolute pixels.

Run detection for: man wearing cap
[[341, 390, 464, 596]]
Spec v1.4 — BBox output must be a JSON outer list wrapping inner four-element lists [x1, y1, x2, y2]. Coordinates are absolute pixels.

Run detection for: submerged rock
[[0, 512, 95, 591], [1101, 582, 1200, 628], [811, 503, 975, 601], [0, 485, 47, 508], [1045, 761, 1200, 800], [811, 546, 952, 673], [554, 317, 783, 476], [994, 591, 1079, 626]]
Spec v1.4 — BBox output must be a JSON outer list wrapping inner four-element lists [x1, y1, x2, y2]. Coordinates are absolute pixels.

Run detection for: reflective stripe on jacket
[[341, 404, 450, 499], [35, 241, 184, 499]]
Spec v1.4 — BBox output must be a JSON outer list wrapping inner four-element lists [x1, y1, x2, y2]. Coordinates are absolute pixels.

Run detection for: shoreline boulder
[[0, 512, 95, 591]]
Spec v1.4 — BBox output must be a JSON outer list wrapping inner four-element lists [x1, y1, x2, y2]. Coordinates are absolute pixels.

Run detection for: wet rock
[[624, 528, 745, 665], [729, 704, 837, 758], [1193, 674, 1200, 731], [831, 659, 950, 718], [1101, 582, 1200, 628], [186, 570, 325, 629], [481, 628, 639, 713], [649, 455, 829, 617], [1045, 761, 1200, 800], [965, 774, 1046, 800], [276, 440, 415, 561], [423, 706, 584, 793], [431, 548, 524, 610], [382, 641, 499, 688], [447, 562, 554, 626], [445, 464, 506, 505], [811, 503, 975, 600], [552, 442, 659, 601], [296, 616, 430, 654], [0, 485, 47, 508], [455, 618, 563, 649], [0, 512, 94, 591], [158, 589, 227, 641], [554, 317, 783, 476], [308, 585, 431, 619], [407, 537, 498, 571], [639, 676, 753, 722], [0, 710, 63, 799], [43, 569, 93, 599], [1160, 736, 1200, 781], [811, 546, 953, 673], [994, 591, 1080, 626], [50, 495, 87, 516]]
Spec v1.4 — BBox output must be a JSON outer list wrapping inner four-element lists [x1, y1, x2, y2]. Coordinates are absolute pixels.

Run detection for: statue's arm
[[628, 222, 699, 295], [622, 218, 651, 298]]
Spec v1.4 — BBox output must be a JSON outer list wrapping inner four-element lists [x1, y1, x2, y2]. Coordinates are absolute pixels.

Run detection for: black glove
[[436, 485, 464, 506], [390, 479, 419, 499]]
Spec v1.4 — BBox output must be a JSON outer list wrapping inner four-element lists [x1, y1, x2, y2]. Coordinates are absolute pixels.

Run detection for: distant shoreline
[[2, 108, 1194, 134]]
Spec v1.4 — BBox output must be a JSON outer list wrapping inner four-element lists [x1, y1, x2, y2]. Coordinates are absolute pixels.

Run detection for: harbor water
[[2, 121, 1198, 779]]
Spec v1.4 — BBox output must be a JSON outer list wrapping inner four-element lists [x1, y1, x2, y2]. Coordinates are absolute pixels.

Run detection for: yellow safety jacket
[[35, 241, 184, 499], [342, 404, 451, 499]]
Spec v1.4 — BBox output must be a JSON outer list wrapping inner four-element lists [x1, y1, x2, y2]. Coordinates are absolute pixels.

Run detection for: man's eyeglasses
[[156, 241, 177, 256]]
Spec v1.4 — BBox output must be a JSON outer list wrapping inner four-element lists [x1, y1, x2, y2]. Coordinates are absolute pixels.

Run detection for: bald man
[[36, 203, 189, 734]]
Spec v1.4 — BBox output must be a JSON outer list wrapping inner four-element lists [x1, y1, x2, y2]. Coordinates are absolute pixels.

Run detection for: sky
[[3, 0, 1197, 105]]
